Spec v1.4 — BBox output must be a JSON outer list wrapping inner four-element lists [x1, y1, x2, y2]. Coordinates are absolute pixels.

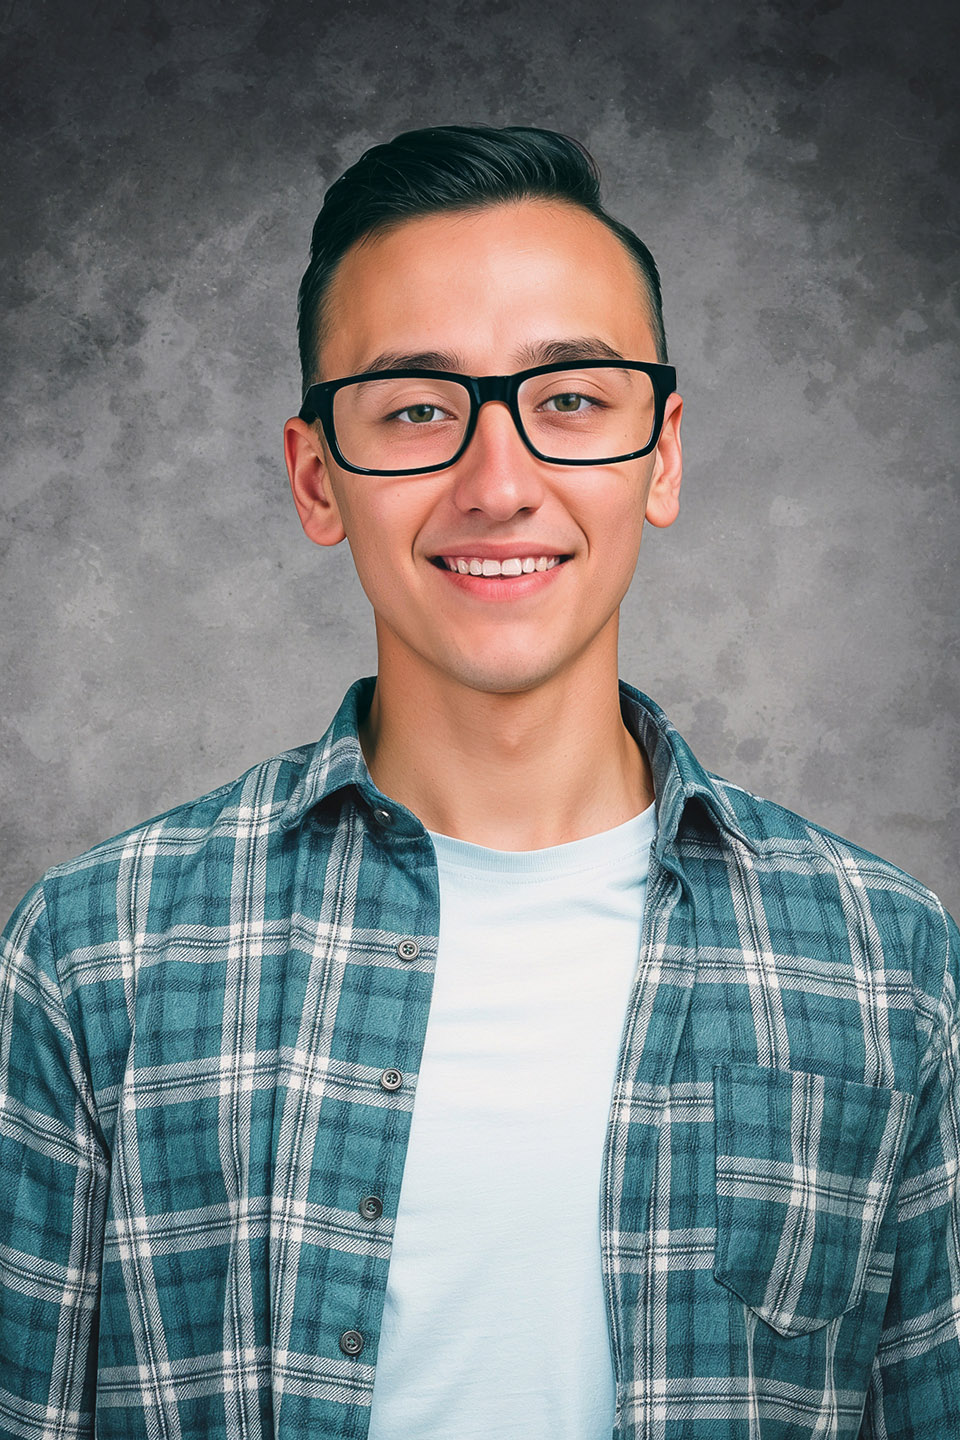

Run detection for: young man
[[1, 126, 957, 1440]]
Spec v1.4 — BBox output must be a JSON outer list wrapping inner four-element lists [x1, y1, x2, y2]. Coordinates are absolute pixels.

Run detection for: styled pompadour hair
[[296, 123, 667, 389]]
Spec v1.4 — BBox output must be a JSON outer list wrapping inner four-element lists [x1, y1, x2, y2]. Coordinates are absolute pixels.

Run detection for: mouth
[[429, 554, 571, 576]]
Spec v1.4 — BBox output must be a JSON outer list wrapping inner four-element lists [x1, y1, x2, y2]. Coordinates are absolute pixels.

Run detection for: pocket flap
[[714, 1064, 913, 1336]]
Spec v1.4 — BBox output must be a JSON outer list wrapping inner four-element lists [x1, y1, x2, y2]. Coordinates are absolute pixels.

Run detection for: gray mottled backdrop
[[2, 0, 958, 919]]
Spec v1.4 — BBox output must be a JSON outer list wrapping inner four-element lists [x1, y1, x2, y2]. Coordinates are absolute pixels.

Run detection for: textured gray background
[[2, 0, 958, 920]]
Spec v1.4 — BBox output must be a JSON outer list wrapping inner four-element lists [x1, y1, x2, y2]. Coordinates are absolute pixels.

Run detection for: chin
[[441, 651, 564, 697]]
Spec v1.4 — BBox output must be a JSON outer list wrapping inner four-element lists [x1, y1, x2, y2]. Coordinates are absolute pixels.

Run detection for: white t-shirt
[[366, 803, 657, 1439]]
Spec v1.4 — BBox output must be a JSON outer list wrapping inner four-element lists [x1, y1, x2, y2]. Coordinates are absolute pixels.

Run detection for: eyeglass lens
[[331, 366, 657, 471]]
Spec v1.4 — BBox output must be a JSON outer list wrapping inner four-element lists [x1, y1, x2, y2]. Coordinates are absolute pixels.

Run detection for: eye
[[543, 391, 592, 414], [396, 403, 446, 424]]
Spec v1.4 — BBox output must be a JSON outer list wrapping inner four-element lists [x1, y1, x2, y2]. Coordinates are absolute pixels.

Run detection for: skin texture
[[285, 200, 683, 849]]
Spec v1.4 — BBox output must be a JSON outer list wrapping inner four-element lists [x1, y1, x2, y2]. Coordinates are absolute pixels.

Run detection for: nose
[[448, 400, 548, 520]]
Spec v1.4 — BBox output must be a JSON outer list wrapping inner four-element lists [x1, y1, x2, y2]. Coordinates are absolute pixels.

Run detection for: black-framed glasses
[[298, 359, 677, 476]]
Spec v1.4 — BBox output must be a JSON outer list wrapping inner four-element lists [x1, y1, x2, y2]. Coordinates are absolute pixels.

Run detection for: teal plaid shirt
[[2, 678, 958, 1439]]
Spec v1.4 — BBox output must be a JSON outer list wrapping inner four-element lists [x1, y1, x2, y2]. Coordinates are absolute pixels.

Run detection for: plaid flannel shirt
[[1, 677, 958, 1440]]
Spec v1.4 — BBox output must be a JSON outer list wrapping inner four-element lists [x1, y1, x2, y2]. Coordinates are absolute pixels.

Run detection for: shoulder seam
[[711, 775, 946, 910], [42, 748, 312, 881]]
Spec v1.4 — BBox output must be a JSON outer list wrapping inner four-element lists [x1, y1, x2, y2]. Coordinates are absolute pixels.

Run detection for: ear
[[643, 392, 683, 530], [284, 417, 348, 546]]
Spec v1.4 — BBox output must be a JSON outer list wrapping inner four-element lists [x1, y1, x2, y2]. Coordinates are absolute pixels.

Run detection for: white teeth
[[441, 555, 563, 576]]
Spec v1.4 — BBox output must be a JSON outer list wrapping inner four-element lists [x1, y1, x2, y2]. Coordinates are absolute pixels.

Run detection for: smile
[[436, 555, 565, 576]]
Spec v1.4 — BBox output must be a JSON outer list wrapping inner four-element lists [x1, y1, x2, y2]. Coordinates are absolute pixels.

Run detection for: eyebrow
[[355, 336, 628, 377], [516, 337, 627, 367]]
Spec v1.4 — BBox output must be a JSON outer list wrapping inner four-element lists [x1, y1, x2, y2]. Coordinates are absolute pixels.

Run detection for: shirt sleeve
[[861, 904, 960, 1438], [0, 882, 109, 1439]]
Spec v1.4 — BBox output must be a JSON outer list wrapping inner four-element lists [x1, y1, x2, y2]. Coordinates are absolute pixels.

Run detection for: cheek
[[338, 490, 432, 602], [578, 475, 648, 556], [586, 497, 648, 600]]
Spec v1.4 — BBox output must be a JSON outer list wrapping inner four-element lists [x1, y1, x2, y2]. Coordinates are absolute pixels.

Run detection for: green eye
[[550, 393, 584, 413], [402, 404, 440, 423]]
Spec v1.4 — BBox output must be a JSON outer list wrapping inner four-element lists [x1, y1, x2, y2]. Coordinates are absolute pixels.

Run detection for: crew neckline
[[426, 801, 657, 880]]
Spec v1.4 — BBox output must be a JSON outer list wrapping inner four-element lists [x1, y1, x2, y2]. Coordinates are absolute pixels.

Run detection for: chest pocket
[[713, 1063, 913, 1337]]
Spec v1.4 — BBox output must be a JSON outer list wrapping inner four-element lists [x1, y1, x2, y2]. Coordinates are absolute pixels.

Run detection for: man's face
[[285, 199, 682, 700]]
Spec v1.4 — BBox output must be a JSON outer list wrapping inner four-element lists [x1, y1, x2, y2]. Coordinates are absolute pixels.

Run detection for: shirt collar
[[279, 676, 380, 830], [279, 674, 758, 855], [618, 681, 759, 857]]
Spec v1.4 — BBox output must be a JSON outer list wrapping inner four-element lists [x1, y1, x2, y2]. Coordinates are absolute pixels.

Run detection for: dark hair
[[297, 124, 667, 389]]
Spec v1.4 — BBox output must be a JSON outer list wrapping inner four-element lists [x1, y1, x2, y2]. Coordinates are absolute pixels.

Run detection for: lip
[[429, 554, 571, 601]]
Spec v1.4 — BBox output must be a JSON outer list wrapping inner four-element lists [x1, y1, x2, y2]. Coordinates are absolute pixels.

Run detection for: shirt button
[[380, 1068, 403, 1092], [372, 807, 394, 827], [359, 1195, 383, 1220], [339, 1329, 364, 1357], [396, 938, 420, 961]]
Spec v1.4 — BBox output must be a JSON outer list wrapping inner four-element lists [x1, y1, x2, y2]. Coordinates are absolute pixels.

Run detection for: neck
[[358, 651, 654, 851]]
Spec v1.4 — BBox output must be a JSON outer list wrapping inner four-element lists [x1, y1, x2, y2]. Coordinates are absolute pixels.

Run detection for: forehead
[[319, 199, 658, 377]]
